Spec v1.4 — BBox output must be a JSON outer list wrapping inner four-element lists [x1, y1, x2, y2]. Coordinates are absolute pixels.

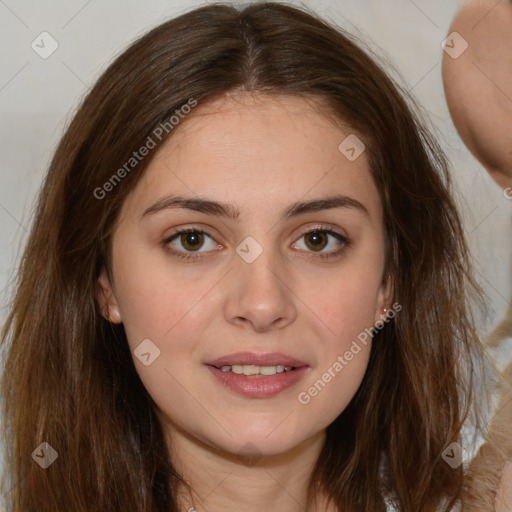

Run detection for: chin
[[199, 423, 320, 463]]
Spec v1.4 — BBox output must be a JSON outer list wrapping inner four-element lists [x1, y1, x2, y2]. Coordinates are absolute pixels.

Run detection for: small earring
[[383, 308, 388, 313]]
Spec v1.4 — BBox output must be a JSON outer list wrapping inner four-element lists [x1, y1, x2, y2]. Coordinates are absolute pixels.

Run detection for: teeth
[[244, 365, 260, 376], [218, 364, 294, 375]]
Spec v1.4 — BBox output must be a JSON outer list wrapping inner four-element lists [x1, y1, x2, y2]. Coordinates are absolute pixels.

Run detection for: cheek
[[293, 257, 383, 410], [113, 254, 219, 350], [297, 258, 384, 342], [112, 255, 222, 412], [296, 345, 371, 433], [112, 258, 219, 428], [294, 281, 375, 431]]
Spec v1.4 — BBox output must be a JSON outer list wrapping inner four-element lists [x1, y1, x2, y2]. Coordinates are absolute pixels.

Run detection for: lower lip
[[205, 365, 309, 398]]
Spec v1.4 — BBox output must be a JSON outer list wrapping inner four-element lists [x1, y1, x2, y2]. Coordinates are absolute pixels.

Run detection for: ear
[[96, 266, 122, 324], [374, 272, 394, 325]]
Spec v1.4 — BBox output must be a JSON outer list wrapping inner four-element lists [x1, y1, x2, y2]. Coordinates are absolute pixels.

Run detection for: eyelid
[[292, 225, 350, 260], [162, 223, 221, 241], [161, 225, 222, 256]]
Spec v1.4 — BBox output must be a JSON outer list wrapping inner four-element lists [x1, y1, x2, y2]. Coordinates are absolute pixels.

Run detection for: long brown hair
[[0, 2, 488, 511]]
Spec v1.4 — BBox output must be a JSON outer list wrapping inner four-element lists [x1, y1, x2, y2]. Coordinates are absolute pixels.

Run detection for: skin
[[97, 93, 393, 512], [442, 0, 512, 191]]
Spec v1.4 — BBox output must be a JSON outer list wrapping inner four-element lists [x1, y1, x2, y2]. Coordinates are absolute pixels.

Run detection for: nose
[[223, 247, 297, 333]]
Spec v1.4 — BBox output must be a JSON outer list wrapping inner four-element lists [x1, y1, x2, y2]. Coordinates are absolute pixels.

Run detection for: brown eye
[[304, 231, 328, 251], [163, 228, 220, 258], [180, 231, 204, 251], [291, 228, 350, 260]]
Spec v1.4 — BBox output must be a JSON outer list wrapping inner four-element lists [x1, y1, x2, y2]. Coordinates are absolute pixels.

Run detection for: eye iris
[[181, 231, 204, 251], [177, 231, 331, 253], [305, 231, 327, 251]]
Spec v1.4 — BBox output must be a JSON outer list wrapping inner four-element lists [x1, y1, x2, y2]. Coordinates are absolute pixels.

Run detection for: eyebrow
[[140, 194, 369, 220]]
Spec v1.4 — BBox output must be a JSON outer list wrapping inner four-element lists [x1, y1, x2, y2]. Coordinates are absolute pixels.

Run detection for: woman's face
[[98, 93, 392, 459]]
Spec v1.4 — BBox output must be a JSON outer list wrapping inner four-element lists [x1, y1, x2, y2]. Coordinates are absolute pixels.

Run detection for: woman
[[0, 2, 489, 511]]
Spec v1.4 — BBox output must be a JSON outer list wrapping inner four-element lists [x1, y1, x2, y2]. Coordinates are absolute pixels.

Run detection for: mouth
[[204, 351, 310, 398], [205, 351, 308, 369], [209, 364, 297, 377]]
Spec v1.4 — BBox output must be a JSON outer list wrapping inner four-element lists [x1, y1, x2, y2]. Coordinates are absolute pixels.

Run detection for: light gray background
[[1, 0, 511, 494]]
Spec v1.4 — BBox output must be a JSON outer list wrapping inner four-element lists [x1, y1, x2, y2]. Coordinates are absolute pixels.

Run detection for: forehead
[[120, 93, 382, 223]]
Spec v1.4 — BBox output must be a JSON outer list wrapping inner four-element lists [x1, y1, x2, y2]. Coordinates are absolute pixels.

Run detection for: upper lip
[[205, 351, 309, 368]]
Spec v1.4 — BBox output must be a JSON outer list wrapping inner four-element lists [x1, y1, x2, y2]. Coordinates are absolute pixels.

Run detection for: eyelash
[[161, 225, 351, 262]]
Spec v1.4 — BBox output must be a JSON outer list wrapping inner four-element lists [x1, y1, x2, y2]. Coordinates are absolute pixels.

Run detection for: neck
[[164, 424, 335, 512]]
